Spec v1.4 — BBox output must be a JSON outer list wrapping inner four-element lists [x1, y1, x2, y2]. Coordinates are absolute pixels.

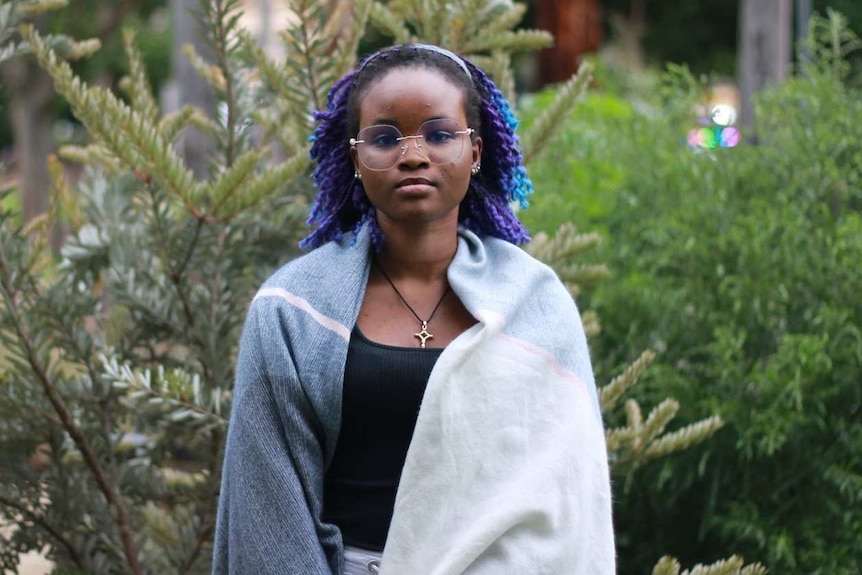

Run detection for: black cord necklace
[[375, 261, 451, 348]]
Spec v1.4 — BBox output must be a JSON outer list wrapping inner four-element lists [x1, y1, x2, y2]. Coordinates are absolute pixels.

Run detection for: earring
[[354, 170, 362, 181], [471, 163, 481, 176]]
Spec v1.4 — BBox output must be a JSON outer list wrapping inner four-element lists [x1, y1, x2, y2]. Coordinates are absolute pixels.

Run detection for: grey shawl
[[212, 228, 615, 574]]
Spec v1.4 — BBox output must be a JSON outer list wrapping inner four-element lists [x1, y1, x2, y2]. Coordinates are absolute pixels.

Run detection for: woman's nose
[[398, 136, 429, 166]]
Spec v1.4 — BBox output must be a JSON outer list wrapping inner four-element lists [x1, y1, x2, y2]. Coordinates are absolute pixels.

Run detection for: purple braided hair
[[459, 59, 531, 244], [300, 44, 533, 250]]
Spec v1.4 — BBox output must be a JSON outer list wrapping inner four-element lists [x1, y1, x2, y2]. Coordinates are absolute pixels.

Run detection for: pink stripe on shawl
[[253, 287, 351, 342]]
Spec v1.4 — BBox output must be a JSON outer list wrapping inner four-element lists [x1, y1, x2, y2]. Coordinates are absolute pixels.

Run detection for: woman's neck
[[376, 218, 458, 281]]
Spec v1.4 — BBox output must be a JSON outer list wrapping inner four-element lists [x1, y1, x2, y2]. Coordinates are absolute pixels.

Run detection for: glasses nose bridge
[[398, 134, 428, 161]]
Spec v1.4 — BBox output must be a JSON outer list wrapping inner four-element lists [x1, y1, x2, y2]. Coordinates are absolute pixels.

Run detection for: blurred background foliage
[[593, 0, 862, 75], [0, 0, 169, 148], [520, 10, 862, 574], [3, 0, 862, 151], [1, 1, 860, 574]]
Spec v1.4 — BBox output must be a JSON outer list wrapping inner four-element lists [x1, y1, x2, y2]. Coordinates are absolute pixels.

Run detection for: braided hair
[[301, 43, 533, 251]]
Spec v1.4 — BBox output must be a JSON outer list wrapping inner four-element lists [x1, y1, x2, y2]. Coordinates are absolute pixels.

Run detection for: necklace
[[375, 261, 451, 348]]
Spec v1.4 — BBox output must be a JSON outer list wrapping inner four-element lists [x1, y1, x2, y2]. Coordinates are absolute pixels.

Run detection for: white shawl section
[[379, 232, 616, 574]]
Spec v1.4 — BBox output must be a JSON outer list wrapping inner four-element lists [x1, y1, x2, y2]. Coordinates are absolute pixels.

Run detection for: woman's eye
[[370, 133, 399, 147], [425, 130, 454, 144]]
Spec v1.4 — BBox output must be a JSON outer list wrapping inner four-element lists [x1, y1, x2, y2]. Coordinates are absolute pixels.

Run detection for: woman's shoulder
[[453, 230, 574, 312], [242, 235, 369, 333], [262, 242, 336, 288], [261, 235, 369, 292], [464, 231, 561, 283]]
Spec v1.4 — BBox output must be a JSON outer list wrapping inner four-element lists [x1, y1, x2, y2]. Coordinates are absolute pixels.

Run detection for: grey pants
[[343, 545, 383, 574]]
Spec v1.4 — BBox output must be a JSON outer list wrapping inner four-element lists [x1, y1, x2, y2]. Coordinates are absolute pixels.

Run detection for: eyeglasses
[[349, 119, 474, 171]]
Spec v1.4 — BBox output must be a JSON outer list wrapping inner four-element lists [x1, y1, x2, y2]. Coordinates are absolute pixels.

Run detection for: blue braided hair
[[300, 43, 533, 250]]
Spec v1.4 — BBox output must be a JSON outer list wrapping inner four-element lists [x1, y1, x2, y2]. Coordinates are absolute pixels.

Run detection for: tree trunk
[[2, 59, 56, 224], [536, 0, 603, 87], [796, 0, 813, 67], [738, 0, 792, 128]]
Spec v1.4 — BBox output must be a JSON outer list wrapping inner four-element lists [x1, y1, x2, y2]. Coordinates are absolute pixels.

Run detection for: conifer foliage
[[0, 1, 762, 573], [0, 0, 99, 66]]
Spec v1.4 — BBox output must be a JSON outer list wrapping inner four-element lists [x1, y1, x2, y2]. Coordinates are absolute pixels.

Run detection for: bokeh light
[[688, 81, 741, 150]]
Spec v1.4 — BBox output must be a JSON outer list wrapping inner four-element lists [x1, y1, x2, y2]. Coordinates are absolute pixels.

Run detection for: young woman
[[213, 43, 615, 575]]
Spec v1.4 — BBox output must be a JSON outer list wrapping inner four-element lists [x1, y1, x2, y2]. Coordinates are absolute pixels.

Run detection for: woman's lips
[[395, 178, 435, 194]]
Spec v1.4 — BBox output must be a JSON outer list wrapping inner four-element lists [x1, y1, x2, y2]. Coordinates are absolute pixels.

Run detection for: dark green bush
[[521, 12, 862, 575]]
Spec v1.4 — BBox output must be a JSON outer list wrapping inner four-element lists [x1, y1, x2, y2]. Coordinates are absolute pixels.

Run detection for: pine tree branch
[[368, 2, 411, 43], [42, 308, 118, 470], [23, 26, 204, 220], [103, 357, 228, 425], [295, 0, 325, 114], [173, 216, 205, 290], [741, 564, 768, 575], [143, 181, 202, 336], [0, 494, 85, 569], [159, 105, 219, 142], [386, 0, 423, 39], [522, 62, 593, 165], [524, 223, 604, 280], [653, 556, 681, 575], [215, 150, 310, 218], [450, 0, 519, 51], [241, 29, 291, 103], [120, 28, 158, 125], [598, 349, 655, 413], [210, 0, 238, 167], [645, 416, 724, 459], [581, 309, 600, 337], [331, 0, 371, 80], [124, 383, 226, 424], [181, 43, 227, 92], [0, 241, 144, 575], [120, 297, 190, 345], [171, 429, 224, 575], [179, 519, 214, 575], [643, 398, 680, 442], [463, 29, 553, 54], [14, 1, 70, 19], [180, 443, 222, 574], [209, 149, 265, 215], [652, 555, 767, 575], [179, 429, 223, 574], [682, 555, 744, 575], [490, 49, 516, 103], [59, 144, 122, 174], [171, 252, 199, 333], [430, 0, 451, 46], [625, 398, 644, 432], [481, 2, 527, 36]]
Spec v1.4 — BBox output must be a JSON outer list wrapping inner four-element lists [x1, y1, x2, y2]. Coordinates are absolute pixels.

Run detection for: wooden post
[[738, 0, 793, 128], [536, 0, 603, 87]]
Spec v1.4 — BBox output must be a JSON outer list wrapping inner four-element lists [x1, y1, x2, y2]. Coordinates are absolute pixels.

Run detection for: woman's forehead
[[357, 67, 467, 126]]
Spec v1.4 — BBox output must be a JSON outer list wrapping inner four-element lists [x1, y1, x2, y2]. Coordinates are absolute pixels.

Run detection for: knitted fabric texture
[[212, 229, 615, 574]]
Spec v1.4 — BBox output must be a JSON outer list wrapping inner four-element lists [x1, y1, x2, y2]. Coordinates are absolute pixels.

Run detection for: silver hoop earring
[[471, 163, 481, 176], [354, 170, 362, 181]]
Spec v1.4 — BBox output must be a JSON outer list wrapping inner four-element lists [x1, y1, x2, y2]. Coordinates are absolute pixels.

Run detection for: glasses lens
[[353, 120, 469, 171], [355, 125, 402, 171], [419, 119, 467, 166]]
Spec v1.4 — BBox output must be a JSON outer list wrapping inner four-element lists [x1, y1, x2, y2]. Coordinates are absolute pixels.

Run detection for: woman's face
[[352, 67, 482, 229]]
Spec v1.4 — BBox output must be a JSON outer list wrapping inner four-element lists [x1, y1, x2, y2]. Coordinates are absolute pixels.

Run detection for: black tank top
[[322, 326, 443, 551]]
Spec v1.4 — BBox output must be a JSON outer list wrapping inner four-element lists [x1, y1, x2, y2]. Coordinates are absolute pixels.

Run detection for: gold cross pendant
[[414, 320, 434, 348]]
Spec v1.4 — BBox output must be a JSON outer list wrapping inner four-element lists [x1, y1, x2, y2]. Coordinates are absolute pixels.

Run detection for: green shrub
[[522, 11, 862, 575]]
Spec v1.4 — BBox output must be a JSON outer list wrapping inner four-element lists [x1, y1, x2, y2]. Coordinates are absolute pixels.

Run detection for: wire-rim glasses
[[349, 119, 474, 171]]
